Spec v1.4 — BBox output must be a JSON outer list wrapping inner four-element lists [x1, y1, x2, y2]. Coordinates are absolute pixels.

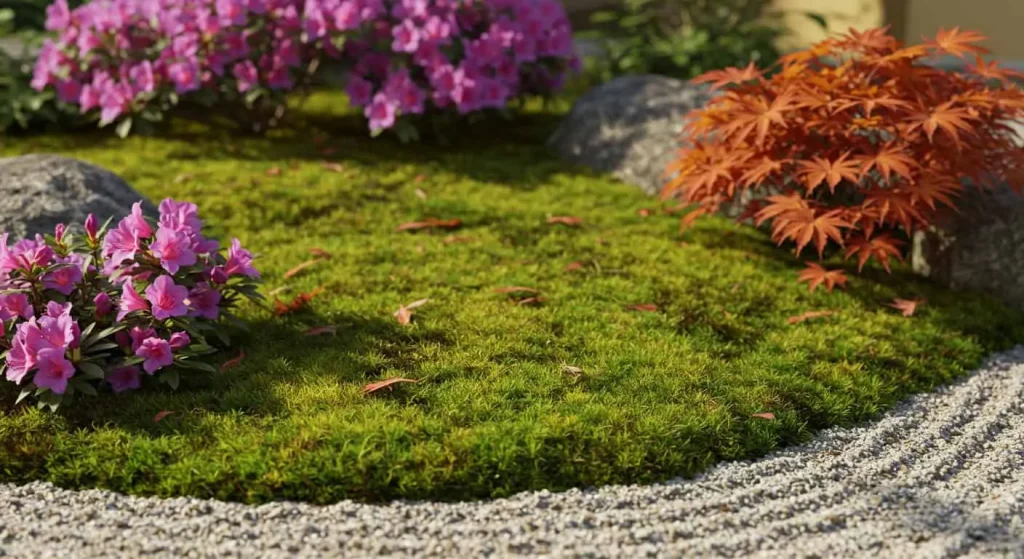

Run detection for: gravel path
[[2, 348, 1024, 558]]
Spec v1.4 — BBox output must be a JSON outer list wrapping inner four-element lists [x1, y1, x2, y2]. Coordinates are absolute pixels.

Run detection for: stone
[[0, 153, 157, 239], [546, 74, 714, 198]]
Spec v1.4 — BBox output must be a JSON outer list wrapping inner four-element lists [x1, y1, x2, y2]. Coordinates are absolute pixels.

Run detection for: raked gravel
[[3, 348, 1024, 558]]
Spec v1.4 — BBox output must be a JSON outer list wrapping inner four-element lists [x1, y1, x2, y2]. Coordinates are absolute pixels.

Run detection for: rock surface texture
[[546, 74, 713, 198], [0, 154, 155, 239]]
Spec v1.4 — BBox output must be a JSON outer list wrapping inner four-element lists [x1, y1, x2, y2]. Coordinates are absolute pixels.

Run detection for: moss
[[0, 92, 1021, 504]]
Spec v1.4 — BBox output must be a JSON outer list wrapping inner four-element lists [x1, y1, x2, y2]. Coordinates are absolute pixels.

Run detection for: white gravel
[[2, 347, 1023, 558]]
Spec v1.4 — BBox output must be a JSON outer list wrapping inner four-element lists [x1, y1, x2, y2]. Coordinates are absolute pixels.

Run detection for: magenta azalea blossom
[[137, 337, 173, 374], [129, 326, 157, 353], [33, 347, 76, 394], [107, 365, 142, 393], [224, 239, 259, 278], [116, 281, 150, 322], [188, 282, 221, 320], [169, 331, 191, 349], [93, 292, 113, 318], [0, 293, 34, 321], [42, 255, 84, 295], [150, 226, 197, 274], [145, 275, 190, 320]]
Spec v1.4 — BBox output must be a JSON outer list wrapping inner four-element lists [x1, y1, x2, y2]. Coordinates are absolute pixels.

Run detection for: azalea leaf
[[751, 412, 776, 421], [153, 410, 173, 423], [220, 350, 246, 372]]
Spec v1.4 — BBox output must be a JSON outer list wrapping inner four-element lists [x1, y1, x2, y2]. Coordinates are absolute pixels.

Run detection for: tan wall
[[902, 0, 1024, 59], [562, 0, 1024, 59]]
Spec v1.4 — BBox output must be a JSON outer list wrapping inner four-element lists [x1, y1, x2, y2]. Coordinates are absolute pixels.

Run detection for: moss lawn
[[0, 92, 1022, 504]]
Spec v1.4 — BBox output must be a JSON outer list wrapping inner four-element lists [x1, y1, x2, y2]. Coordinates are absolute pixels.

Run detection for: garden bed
[[0, 92, 1021, 504]]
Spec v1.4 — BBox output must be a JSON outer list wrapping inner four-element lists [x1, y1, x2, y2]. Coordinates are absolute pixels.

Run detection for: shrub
[[0, 200, 262, 410], [30, 0, 342, 136], [336, 0, 579, 139], [577, 0, 824, 84], [662, 27, 1024, 291], [30, 0, 578, 138]]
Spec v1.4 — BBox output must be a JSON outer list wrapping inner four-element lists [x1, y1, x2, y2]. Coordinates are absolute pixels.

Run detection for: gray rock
[[910, 119, 1024, 307], [0, 153, 156, 239], [547, 74, 714, 199]]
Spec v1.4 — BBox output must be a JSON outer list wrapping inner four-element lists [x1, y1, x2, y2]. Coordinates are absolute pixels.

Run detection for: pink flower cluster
[[0, 199, 262, 409], [31, 0, 578, 135], [32, 0, 329, 127], [341, 0, 579, 133]]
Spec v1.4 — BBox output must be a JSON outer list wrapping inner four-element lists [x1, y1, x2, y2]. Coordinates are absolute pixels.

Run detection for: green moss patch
[[0, 93, 1021, 504]]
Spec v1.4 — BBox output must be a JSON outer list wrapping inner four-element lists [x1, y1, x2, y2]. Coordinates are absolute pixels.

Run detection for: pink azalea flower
[[94, 292, 113, 318], [144, 275, 189, 320], [150, 227, 197, 274], [1, 235, 54, 274], [124, 202, 154, 239], [116, 281, 150, 322], [33, 347, 76, 394], [169, 331, 191, 349], [107, 365, 142, 393], [84, 214, 99, 243], [129, 326, 157, 353], [233, 60, 259, 93], [0, 293, 34, 321], [4, 335, 33, 384], [224, 238, 259, 278], [136, 337, 173, 374], [188, 282, 221, 320], [42, 255, 84, 295]]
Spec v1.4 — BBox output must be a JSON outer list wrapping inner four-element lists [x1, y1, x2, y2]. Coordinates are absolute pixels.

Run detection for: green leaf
[[15, 387, 34, 405], [77, 361, 107, 380], [160, 369, 180, 390], [804, 12, 829, 31], [115, 117, 133, 139], [589, 10, 621, 24], [75, 381, 98, 396], [175, 359, 217, 373]]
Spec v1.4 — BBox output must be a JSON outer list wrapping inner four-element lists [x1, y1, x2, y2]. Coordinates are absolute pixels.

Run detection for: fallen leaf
[[547, 216, 582, 226], [730, 283, 741, 293], [308, 247, 332, 259], [595, 237, 608, 246], [153, 410, 173, 423], [562, 364, 583, 376], [786, 310, 836, 325], [362, 377, 418, 394], [414, 174, 425, 183], [889, 297, 925, 317], [517, 296, 545, 306], [396, 218, 463, 232], [494, 286, 539, 294], [283, 259, 320, 279], [321, 161, 344, 173], [173, 173, 194, 184], [265, 166, 282, 177], [415, 188, 428, 200], [273, 287, 324, 316], [751, 412, 776, 421], [443, 235, 474, 245], [404, 298, 430, 311], [220, 349, 245, 372], [627, 304, 659, 312], [637, 208, 653, 217], [564, 261, 584, 272], [304, 325, 337, 336], [395, 305, 413, 325], [267, 286, 290, 297]]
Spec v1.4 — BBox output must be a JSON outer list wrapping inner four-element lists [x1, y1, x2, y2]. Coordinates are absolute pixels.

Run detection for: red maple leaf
[[926, 27, 991, 59], [798, 152, 863, 193], [691, 61, 763, 91]]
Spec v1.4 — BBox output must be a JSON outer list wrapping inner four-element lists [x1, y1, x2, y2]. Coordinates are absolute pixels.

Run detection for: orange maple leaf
[[726, 89, 800, 147], [797, 263, 848, 293], [691, 61, 763, 91], [888, 297, 925, 317], [967, 55, 1024, 84], [906, 102, 979, 147], [843, 234, 904, 272], [771, 209, 851, 257], [926, 27, 991, 59], [798, 152, 863, 193], [862, 143, 918, 183], [753, 194, 810, 227]]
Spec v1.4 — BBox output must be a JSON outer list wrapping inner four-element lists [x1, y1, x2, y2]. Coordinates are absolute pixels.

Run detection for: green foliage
[[577, 0, 828, 82], [0, 0, 85, 33], [0, 92, 1019, 504]]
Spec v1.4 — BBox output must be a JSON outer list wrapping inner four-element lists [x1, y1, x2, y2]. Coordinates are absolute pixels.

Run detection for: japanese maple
[[662, 26, 1024, 291]]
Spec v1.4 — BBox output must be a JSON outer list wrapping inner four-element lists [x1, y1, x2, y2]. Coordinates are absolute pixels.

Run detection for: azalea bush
[[663, 27, 1024, 291], [0, 199, 262, 410], [338, 0, 578, 138], [30, 0, 578, 138]]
